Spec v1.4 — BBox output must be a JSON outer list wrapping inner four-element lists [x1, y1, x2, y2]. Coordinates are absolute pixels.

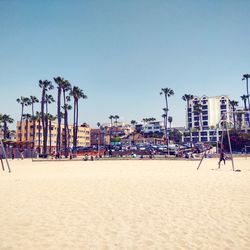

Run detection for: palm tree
[[70, 86, 87, 150], [242, 74, 250, 110], [114, 115, 119, 127], [182, 94, 194, 145], [182, 94, 194, 129], [54, 77, 64, 154], [168, 116, 173, 129], [35, 111, 42, 154], [39, 80, 54, 157], [130, 120, 137, 144], [160, 88, 174, 147], [22, 113, 31, 142], [61, 80, 72, 157], [193, 103, 203, 130], [240, 94, 249, 111], [44, 94, 55, 154], [62, 102, 72, 157], [47, 114, 57, 154], [16, 96, 30, 141], [108, 115, 115, 144], [29, 96, 39, 149], [230, 100, 239, 130], [0, 114, 14, 139]]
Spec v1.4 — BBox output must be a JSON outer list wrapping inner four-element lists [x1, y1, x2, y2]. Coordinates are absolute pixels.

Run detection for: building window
[[203, 121, 208, 126], [202, 105, 208, 110], [220, 105, 227, 109], [202, 111, 208, 115], [201, 137, 207, 142], [210, 137, 217, 141], [202, 116, 208, 120]]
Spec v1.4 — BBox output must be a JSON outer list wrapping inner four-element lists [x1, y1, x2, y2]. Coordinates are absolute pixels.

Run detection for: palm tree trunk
[[3, 122, 7, 139], [57, 88, 61, 154], [38, 119, 41, 154], [164, 94, 169, 146], [20, 104, 24, 141], [32, 103, 35, 151], [49, 120, 52, 154], [233, 107, 236, 131], [246, 78, 250, 110], [26, 118, 28, 142], [75, 100, 79, 148], [187, 100, 192, 146], [43, 100, 49, 156], [63, 91, 68, 157], [73, 99, 76, 149]]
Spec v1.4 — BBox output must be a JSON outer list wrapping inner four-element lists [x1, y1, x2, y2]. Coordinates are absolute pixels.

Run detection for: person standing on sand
[[218, 149, 226, 168]]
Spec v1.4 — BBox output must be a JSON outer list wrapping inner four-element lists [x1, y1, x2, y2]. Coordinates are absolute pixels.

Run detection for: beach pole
[[0, 140, 11, 173], [0, 157, 4, 171], [225, 118, 235, 171], [197, 149, 207, 170]]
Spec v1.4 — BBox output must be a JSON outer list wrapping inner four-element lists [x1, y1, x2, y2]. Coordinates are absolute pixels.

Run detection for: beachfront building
[[90, 128, 106, 146], [142, 121, 165, 135], [16, 121, 91, 151], [183, 95, 233, 143]]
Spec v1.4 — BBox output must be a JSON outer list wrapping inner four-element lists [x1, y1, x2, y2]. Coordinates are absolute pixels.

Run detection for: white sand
[[0, 158, 249, 250]]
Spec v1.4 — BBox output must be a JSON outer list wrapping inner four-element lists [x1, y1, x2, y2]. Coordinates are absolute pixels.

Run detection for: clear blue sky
[[1, 0, 250, 128]]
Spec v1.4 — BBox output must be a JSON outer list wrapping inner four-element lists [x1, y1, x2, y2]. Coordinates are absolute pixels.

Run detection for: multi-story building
[[16, 121, 90, 151], [90, 128, 106, 146], [184, 95, 233, 143], [142, 121, 165, 134]]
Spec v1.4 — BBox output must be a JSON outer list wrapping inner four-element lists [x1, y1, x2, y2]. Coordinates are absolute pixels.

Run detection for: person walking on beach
[[218, 149, 226, 168]]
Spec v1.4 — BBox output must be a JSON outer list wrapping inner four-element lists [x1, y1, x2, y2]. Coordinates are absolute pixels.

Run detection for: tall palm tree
[[22, 113, 32, 142], [160, 88, 174, 147], [44, 94, 55, 154], [16, 96, 30, 141], [240, 94, 249, 111], [35, 111, 42, 154], [39, 80, 54, 157], [193, 103, 203, 130], [114, 115, 119, 127], [182, 94, 194, 129], [97, 121, 101, 145], [54, 77, 64, 154], [168, 116, 173, 129], [62, 102, 72, 157], [0, 114, 14, 139], [230, 100, 239, 130], [242, 74, 250, 110], [61, 80, 72, 157], [108, 115, 114, 144], [47, 114, 57, 154], [70, 86, 87, 150], [29, 96, 39, 150], [182, 94, 194, 145], [130, 120, 137, 144]]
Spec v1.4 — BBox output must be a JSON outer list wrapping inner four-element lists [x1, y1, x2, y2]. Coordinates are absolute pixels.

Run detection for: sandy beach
[[0, 158, 249, 250]]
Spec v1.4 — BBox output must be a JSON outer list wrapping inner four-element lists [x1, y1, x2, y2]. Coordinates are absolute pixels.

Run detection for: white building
[[142, 121, 165, 134], [187, 95, 232, 130], [184, 95, 233, 143]]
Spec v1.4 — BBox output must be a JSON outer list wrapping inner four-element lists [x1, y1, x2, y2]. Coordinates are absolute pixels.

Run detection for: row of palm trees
[[16, 77, 87, 157]]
